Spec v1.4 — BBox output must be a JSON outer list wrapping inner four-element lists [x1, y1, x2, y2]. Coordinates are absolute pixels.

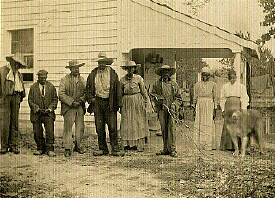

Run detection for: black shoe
[[64, 149, 71, 157], [74, 147, 85, 154], [93, 150, 109, 156], [9, 148, 20, 154], [156, 150, 169, 156], [124, 146, 131, 150]]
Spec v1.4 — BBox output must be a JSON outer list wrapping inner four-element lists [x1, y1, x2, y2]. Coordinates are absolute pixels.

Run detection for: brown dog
[[226, 109, 264, 158]]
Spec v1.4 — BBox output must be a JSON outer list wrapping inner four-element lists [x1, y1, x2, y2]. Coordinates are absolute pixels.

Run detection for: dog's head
[[232, 110, 242, 120]]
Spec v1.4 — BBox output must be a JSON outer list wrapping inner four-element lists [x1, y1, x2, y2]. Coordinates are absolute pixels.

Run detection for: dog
[[225, 109, 264, 158]]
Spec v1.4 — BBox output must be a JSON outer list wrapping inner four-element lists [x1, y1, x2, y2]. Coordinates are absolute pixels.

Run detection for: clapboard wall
[[1, 0, 119, 122]]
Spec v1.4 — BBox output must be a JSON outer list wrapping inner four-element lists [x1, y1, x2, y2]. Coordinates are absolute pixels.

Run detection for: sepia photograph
[[0, 0, 274, 197]]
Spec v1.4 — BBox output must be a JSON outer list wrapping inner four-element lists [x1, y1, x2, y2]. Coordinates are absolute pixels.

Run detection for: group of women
[[193, 67, 249, 151]]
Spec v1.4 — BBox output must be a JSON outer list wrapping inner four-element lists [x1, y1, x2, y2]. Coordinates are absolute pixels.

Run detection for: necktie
[[42, 85, 45, 97]]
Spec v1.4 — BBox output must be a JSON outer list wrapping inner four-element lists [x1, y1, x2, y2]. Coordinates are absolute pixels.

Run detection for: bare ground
[[0, 120, 274, 198]]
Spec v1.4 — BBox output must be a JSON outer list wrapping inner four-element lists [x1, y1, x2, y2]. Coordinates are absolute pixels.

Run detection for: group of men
[[0, 52, 181, 158], [0, 52, 124, 157]]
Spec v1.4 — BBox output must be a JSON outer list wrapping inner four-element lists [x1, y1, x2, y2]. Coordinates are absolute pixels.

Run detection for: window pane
[[11, 29, 33, 54]]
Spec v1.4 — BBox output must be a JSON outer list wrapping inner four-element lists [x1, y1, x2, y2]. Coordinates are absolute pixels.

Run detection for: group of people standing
[[0, 52, 182, 158], [193, 67, 249, 152]]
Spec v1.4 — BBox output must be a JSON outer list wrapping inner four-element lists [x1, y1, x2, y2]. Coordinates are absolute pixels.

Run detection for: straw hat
[[120, 60, 140, 70], [6, 52, 27, 68], [65, 60, 85, 68], [155, 65, 176, 76], [94, 52, 113, 65]]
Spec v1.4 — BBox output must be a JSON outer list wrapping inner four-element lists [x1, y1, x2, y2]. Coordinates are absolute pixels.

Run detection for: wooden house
[[1, 0, 259, 125]]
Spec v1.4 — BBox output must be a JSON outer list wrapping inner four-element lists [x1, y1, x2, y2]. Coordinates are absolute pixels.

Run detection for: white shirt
[[220, 82, 249, 111], [39, 83, 46, 97], [95, 67, 110, 98], [6, 64, 24, 92]]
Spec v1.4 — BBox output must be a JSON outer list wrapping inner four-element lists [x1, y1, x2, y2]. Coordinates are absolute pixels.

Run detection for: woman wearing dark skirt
[[220, 69, 249, 151]]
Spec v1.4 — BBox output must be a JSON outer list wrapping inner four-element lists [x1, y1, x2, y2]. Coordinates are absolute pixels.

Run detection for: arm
[[212, 82, 218, 109], [86, 72, 95, 104], [115, 73, 122, 108], [58, 77, 74, 106], [79, 77, 86, 103], [28, 86, 40, 113], [193, 83, 198, 106], [220, 85, 226, 112], [138, 76, 148, 102], [48, 85, 58, 111], [240, 84, 249, 110]]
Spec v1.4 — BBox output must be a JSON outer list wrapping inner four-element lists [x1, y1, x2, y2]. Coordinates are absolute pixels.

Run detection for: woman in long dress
[[120, 61, 150, 152], [193, 67, 217, 151], [220, 69, 249, 151]]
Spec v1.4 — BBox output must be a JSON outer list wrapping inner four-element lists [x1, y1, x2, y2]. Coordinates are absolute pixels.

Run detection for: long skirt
[[194, 98, 215, 151], [220, 97, 241, 150], [120, 93, 149, 150]]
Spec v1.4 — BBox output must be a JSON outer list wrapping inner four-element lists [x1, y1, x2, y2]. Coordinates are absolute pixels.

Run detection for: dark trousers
[[157, 108, 176, 153], [33, 115, 54, 152], [94, 97, 119, 153], [0, 94, 21, 150]]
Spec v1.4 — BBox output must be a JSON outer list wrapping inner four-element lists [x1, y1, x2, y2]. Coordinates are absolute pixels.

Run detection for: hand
[[91, 98, 96, 103], [171, 103, 176, 112], [35, 108, 41, 114]]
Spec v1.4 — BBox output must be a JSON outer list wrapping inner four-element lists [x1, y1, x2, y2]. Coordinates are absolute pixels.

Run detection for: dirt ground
[[0, 120, 274, 198]]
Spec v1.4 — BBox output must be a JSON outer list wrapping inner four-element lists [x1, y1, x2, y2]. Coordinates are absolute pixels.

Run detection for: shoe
[[111, 150, 125, 157], [33, 150, 44, 155], [156, 150, 169, 156], [64, 149, 71, 157], [47, 151, 56, 157], [0, 148, 8, 154], [74, 147, 85, 154], [93, 150, 109, 156], [170, 151, 178, 158], [9, 148, 20, 154]]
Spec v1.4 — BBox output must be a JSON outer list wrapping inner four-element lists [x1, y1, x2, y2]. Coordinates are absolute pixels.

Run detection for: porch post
[[233, 52, 241, 82]]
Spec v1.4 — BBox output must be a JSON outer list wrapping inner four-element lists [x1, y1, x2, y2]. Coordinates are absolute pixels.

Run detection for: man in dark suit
[[86, 52, 124, 156], [28, 69, 58, 157], [0, 53, 26, 154]]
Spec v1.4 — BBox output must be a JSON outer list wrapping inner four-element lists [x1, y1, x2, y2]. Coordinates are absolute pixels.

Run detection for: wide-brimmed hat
[[155, 65, 176, 76], [6, 52, 27, 68], [201, 67, 211, 74], [65, 60, 85, 68], [93, 52, 113, 65], [120, 60, 140, 70]]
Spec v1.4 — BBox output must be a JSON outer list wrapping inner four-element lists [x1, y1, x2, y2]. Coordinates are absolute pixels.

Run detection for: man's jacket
[[28, 81, 58, 122], [59, 74, 86, 116], [0, 65, 25, 101], [86, 67, 121, 113]]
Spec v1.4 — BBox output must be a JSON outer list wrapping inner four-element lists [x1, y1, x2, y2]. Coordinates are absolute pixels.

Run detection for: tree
[[259, 0, 275, 43]]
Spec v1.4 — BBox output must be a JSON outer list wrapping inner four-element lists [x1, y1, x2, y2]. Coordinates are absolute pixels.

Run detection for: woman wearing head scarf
[[193, 67, 217, 151], [220, 69, 249, 151], [119, 61, 151, 152]]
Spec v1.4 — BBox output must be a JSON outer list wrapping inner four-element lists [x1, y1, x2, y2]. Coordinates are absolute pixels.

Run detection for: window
[[10, 28, 34, 81]]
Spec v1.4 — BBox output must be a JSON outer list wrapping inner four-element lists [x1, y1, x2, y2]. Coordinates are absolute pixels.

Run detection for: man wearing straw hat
[[28, 69, 58, 157], [0, 52, 26, 154], [86, 52, 124, 156], [59, 60, 86, 157], [151, 65, 182, 157]]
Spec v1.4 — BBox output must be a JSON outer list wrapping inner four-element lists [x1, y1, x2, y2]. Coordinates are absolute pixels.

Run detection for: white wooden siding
[[1, 0, 119, 121]]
